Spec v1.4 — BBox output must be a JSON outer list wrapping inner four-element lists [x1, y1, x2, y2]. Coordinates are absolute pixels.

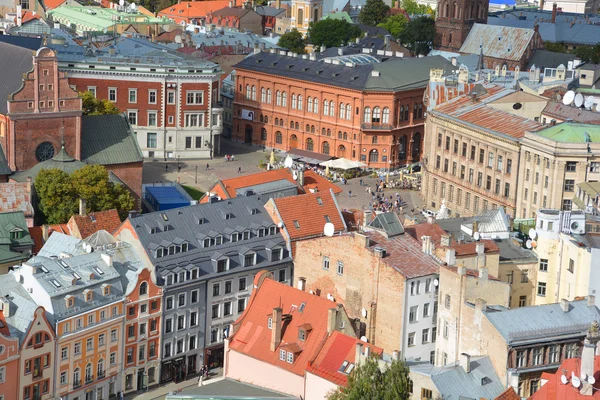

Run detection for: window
[[409, 306, 418, 323], [445, 294, 451, 309], [178, 293, 186, 307], [225, 280, 232, 294], [337, 261, 344, 275], [408, 332, 415, 347], [519, 296, 527, 307], [521, 270, 529, 283], [212, 305, 219, 319], [186, 91, 204, 104], [565, 343, 578, 358], [506, 159, 512, 174], [238, 298, 246, 313], [422, 328, 430, 343], [128, 111, 138, 126], [167, 91, 175, 104], [564, 179, 575, 192], [530, 380, 540, 396], [563, 199, 572, 211], [278, 269, 286, 282], [279, 349, 286, 361], [537, 282, 547, 296], [148, 90, 157, 104], [213, 283, 220, 297], [443, 320, 449, 338], [244, 253, 255, 267], [239, 277, 247, 291], [568, 258, 574, 273], [516, 350, 526, 367], [224, 301, 232, 316], [147, 112, 157, 127], [566, 161, 577, 172], [532, 347, 543, 365], [487, 152, 494, 168], [497, 155, 503, 171], [504, 183, 510, 198], [539, 259, 548, 272], [423, 302, 430, 317], [591, 162, 600, 173], [322, 256, 330, 271], [128, 89, 137, 103], [184, 113, 204, 127], [479, 149, 485, 163], [74, 342, 81, 355]]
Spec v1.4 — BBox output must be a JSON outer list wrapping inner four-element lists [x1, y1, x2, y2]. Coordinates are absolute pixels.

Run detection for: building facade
[[115, 196, 293, 383], [60, 55, 224, 160], [434, 0, 488, 52], [232, 52, 453, 169]]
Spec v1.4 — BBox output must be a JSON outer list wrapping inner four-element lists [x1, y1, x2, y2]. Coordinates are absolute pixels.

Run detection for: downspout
[[399, 275, 408, 358], [556, 234, 564, 303], [52, 321, 59, 399], [455, 273, 465, 364]]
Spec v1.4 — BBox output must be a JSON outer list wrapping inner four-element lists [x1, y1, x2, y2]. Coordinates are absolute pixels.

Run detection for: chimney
[[421, 236, 431, 254], [384, 34, 391, 50], [581, 322, 600, 381], [441, 234, 451, 247], [460, 353, 472, 373], [446, 248, 456, 266], [355, 342, 364, 364], [79, 198, 87, 216], [338, 48, 343, 56], [276, 0, 281, 8], [128, 210, 138, 219], [475, 298, 487, 315], [101, 253, 113, 267], [588, 295, 595, 307], [476, 242, 485, 255], [320, 45, 325, 53], [270, 307, 282, 351], [560, 298, 570, 312], [327, 308, 337, 334], [363, 210, 372, 228], [535, 67, 540, 82], [458, 264, 466, 275], [16, 4, 22, 26], [296, 169, 304, 186], [0, 298, 10, 318], [42, 224, 49, 242], [551, 2, 557, 23], [479, 267, 489, 280]]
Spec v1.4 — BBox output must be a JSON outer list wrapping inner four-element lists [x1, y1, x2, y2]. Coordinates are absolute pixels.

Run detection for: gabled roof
[[0, 41, 34, 115], [0, 35, 43, 51], [81, 114, 143, 165], [460, 23, 536, 62], [542, 101, 600, 125], [529, 355, 600, 400], [0, 211, 34, 248], [210, 6, 255, 17], [0, 272, 38, 343], [254, 5, 285, 17], [229, 273, 353, 377], [271, 190, 346, 240], [0, 182, 34, 216], [306, 331, 382, 386], [68, 209, 122, 239], [158, 0, 230, 23], [367, 212, 404, 237]]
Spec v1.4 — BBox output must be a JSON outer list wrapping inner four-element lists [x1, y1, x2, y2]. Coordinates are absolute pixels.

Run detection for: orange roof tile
[[405, 223, 499, 256], [451, 239, 499, 256], [302, 170, 343, 195], [307, 331, 382, 386], [158, 0, 230, 23], [272, 191, 346, 241], [229, 272, 353, 377], [495, 387, 520, 400], [69, 209, 121, 239], [530, 356, 600, 400], [29, 224, 71, 254], [443, 265, 500, 281], [433, 86, 544, 139], [43, 0, 66, 9]]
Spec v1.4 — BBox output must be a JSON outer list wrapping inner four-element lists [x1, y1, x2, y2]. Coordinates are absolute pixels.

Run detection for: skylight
[[58, 260, 69, 269], [93, 267, 105, 276], [51, 280, 61, 288], [293, 220, 300, 229]]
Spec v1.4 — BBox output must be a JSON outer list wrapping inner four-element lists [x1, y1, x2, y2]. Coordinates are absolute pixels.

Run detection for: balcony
[[85, 375, 93, 385], [361, 122, 394, 132], [73, 380, 81, 389], [97, 370, 106, 379]]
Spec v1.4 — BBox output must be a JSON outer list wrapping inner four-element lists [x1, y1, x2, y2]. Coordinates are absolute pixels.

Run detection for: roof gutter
[[329, 188, 348, 232]]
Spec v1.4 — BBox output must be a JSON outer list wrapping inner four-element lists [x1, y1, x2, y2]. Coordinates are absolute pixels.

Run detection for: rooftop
[[0, 272, 38, 343], [0, 211, 34, 249], [542, 101, 600, 125], [529, 355, 600, 400], [532, 122, 600, 143], [460, 23, 536, 62], [0, 182, 34, 216], [48, 5, 166, 30], [0, 41, 34, 115], [158, 0, 230, 23], [68, 209, 122, 239], [483, 299, 600, 344]]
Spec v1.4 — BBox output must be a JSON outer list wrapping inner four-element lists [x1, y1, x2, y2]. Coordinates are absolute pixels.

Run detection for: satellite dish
[[573, 376, 581, 388], [526, 240, 532, 249], [284, 155, 293, 168], [360, 336, 369, 342], [563, 90, 575, 105], [575, 93, 584, 108], [585, 96, 595, 110], [474, 232, 481, 241], [561, 375, 568, 385], [324, 222, 335, 237], [529, 228, 538, 239], [581, 372, 587, 380], [589, 376, 596, 385], [361, 308, 367, 318], [433, 278, 439, 287]]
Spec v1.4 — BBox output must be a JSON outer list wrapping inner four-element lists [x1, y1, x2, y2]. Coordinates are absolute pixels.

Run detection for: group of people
[[197, 365, 210, 386], [224, 154, 236, 162], [370, 191, 407, 214]]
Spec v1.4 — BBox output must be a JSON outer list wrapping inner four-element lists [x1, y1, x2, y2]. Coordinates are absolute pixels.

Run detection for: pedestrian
[[238, 166, 242, 174], [359, 178, 363, 186], [225, 154, 229, 162], [206, 163, 209, 171], [231, 154, 235, 161], [198, 372, 204, 387], [348, 190, 352, 198], [165, 164, 168, 171], [178, 165, 181, 173]]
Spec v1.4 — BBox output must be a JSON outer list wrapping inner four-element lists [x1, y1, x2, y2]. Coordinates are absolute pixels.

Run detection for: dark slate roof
[[81, 114, 143, 165], [488, 17, 600, 46], [0, 35, 43, 51], [127, 195, 291, 285], [526, 49, 576, 70], [0, 42, 33, 115], [357, 24, 389, 37], [235, 52, 453, 91], [255, 5, 285, 16], [0, 146, 10, 175]]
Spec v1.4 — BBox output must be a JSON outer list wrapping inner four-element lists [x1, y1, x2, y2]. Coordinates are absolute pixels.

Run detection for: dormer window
[[9, 228, 24, 240], [268, 317, 273, 329], [269, 226, 277, 235], [225, 213, 234, 220], [243, 253, 256, 267], [156, 248, 164, 258], [287, 352, 294, 363], [197, 217, 205, 225], [271, 248, 283, 262], [168, 245, 175, 255], [66, 295, 74, 308], [102, 284, 110, 296], [166, 274, 173, 285], [299, 329, 306, 341], [250, 208, 259, 215], [150, 227, 158, 234], [203, 238, 211, 248], [181, 242, 189, 252], [243, 231, 250, 240], [258, 228, 266, 237], [293, 221, 300, 229], [83, 289, 93, 302], [178, 272, 186, 283], [215, 236, 223, 245], [231, 233, 240, 242], [217, 258, 229, 273]]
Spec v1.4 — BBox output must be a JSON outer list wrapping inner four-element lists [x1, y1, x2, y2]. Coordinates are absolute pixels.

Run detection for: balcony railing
[[73, 379, 81, 389], [85, 375, 93, 384], [361, 123, 395, 131], [97, 370, 106, 379]]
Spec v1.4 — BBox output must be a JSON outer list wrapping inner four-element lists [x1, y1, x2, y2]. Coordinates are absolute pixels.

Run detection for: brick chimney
[[327, 308, 337, 334], [270, 307, 282, 351], [551, 3, 557, 23]]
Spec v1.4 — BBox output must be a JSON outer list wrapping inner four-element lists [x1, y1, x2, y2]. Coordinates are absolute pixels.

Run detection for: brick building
[[205, 5, 263, 34], [434, 0, 488, 52], [57, 47, 224, 160], [232, 51, 453, 169]]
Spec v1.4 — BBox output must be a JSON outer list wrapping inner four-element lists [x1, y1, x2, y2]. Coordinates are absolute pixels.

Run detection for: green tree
[[308, 19, 362, 48], [327, 358, 412, 400], [398, 16, 435, 55], [573, 44, 600, 64], [35, 169, 78, 224], [359, 0, 390, 26], [544, 42, 567, 53], [377, 13, 408, 38], [400, 0, 434, 15], [277, 28, 306, 54], [80, 91, 120, 116]]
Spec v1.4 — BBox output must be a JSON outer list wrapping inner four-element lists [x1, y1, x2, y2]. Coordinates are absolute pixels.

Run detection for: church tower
[[435, 0, 489, 52], [291, 0, 323, 36]]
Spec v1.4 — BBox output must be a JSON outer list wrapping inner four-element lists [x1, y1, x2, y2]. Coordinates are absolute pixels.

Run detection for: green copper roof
[[533, 122, 600, 143], [81, 114, 143, 165], [48, 5, 167, 32], [0, 211, 34, 250], [322, 11, 353, 23], [11, 146, 89, 182]]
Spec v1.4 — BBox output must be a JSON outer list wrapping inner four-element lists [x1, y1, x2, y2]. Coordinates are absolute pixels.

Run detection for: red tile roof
[[28, 224, 70, 254], [0, 182, 34, 217], [495, 387, 520, 400], [202, 169, 342, 203], [451, 240, 499, 256], [433, 86, 544, 139], [68, 209, 121, 239], [43, 0, 66, 9], [158, 0, 230, 23], [229, 271, 353, 377], [306, 331, 382, 386], [443, 265, 500, 281], [272, 191, 346, 241], [405, 222, 500, 256], [530, 356, 600, 400]]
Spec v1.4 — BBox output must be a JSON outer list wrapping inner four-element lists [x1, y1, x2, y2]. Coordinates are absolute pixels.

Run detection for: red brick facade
[[435, 0, 488, 52]]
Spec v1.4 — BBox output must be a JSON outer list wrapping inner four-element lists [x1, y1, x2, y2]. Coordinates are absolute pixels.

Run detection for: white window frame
[[184, 113, 205, 128], [148, 111, 158, 127], [127, 110, 138, 126], [108, 87, 117, 102], [148, 89, 157, 104], [87, 86, 97, 97], [129, 89, 137, 103], [186, 90, 204, 105], [167, 90, 176, 104]]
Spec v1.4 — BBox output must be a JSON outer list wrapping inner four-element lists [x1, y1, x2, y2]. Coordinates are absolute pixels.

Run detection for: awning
[[286, 148, 333, 162], [319, 158, 367, 170]]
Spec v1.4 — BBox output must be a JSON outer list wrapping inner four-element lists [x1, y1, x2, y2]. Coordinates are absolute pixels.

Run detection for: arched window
[[314, 98, 319, 113], [346, 104, 351, 120], [251, 85, 256, 100], [322, 141, 330, 154], [246, 84, 251, 99], [322, 128, 326, 135], [324, 100, 329, 115], [369, 149, 379, 163], [327, 129, 331, 136], [343, 132, 348, 140], [267, 89, 272, 103], [382, 107, 390, 124], [276, 90, 281, 106], [290, 120, 294, 128], [139, 282, 148, 296], [261, 88, 266, 102], [259, 115, 264, 122], [307, 97, 313, 112], [372, 136, 378, 144], [339, 103, 345, 119], [297, 8, 304, 26], [444, 2, 449, 17], [97, 359, 104, 376], [306, 124, 310, 132], [306, 138, 314, 151], [261, 128, 267, 140], [399, 136, 407, 159], [337, 145, 346, 158], [329, 101, 335, 116], [276, 131, 283, 144], [280, 118, 284, 126], [74, 368, 80, 385], [265, 115, 269, 123], [295, 122, 299, 129], [292, 94, 297, 109], [282, 92, 287, 107], [85, 363, 93, 381], [298, 95, 303, 110], [338, 131, 343, 139], [364, 107, 371, 123], [275, 117, 279, 125], [311, 125, 315, 133], [452, 2, 458, 18], [372, 107, 381, 123]]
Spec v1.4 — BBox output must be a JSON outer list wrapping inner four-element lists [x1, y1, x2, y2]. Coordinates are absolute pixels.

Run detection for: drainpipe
[[556, 234, 564, 303], [163, 74, 168, 161]]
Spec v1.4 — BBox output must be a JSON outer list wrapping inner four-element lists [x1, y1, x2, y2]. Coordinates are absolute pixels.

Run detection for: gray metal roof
[[127, 195, 290, 285], [81, 114, 144, 165], [234, 52, 454, 92], [0, 35, 43, 51], [0, 41, 34, 114], [368, 212, 405, 237], [0, 272, 38, 344], [459, 23, 535, 62], [526, 49, 577, 70], [235, 179, 298, 197], [483, 299, 600, 344], [488, 17, 600, 46], [37, 232, 86, 258]]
